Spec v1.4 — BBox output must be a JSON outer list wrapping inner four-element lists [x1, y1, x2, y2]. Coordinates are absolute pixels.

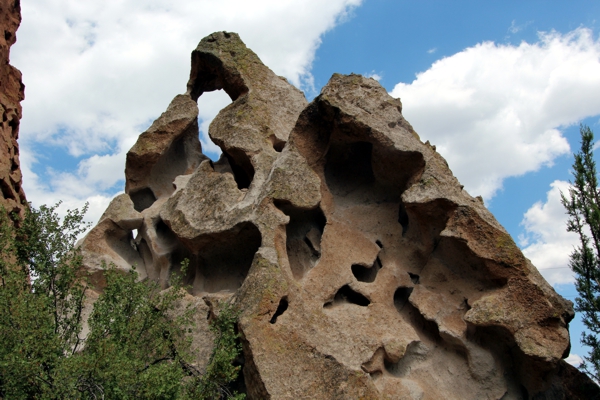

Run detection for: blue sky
[[11, 0, 600, 368]]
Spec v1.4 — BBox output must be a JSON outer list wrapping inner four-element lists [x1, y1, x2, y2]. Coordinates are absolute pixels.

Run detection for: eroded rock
[[0, 0, 26, 222], [77, 32, 598, 399]]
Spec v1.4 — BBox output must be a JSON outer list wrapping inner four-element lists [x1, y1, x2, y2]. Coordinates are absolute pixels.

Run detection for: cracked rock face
[[78, 32, 596, 399], [0, 0, 26, 222]]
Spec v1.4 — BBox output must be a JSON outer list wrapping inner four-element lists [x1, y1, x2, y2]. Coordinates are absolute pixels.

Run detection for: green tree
[[0, 203, 245, 399], [562, 124, 600, 380]]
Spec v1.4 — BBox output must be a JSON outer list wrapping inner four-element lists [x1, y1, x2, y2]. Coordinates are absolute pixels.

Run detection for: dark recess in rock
[[129, 187, 157, 212], [276, 201, 326, 280], [393, 287, 414, 312], [325, 141, 376, 198], [408, 272, 420, 284], [269, 297, 289, 324], [398, 201, 409, 235], [325, 285, 371, 308], [190, 222, 261, 294], [351, 257, 382, 283], [224, 148, 255, 189]]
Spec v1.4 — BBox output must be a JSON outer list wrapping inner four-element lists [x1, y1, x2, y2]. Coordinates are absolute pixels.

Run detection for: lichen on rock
[[76, 31, 597, 399]]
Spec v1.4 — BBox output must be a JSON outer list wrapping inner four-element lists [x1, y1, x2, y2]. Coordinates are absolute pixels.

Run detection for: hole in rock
[[269, 297, 289, 324], [269, 134, 286, 152], [408, 272, 420, 284], [325, 285, 371, 308], [191, 222, 261, 294], [4, 31, 11, 41], [8, 115, 18, 130], [375, 240, 383, 249], [224, 148, 255, 190], [351, 257, 383, 283], [393, 287, 414, 312], [434, 237, 508, 290], [398, 202, 409, 236], [105, 224, 145, 270], [275, 201, 326, 280], [325, 141, 376, 198], [212, 154, 234, 175], [197, 89, 232, 161], [130, 187, 157, 212], [0, 179, 14, 200], [324, 139, 418, 209], [148, 130, 205, 199]]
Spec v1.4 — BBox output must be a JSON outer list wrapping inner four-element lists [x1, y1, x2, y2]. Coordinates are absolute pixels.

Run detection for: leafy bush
[[186, 302, 245, 400], [0, 203, 245, 399]]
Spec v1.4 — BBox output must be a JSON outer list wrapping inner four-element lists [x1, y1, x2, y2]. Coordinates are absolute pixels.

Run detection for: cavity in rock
[[393, 287, 414, 312], [130, 188, 157, 212], [224, 148, 254, 189], [276, 201, 326, 280], [325, 285, 371, 308], [269, 297, 289, 324], [351, 257, 383, 283]]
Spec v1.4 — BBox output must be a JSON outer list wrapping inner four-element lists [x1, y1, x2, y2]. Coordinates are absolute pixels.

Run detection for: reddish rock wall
[[0, 0, 25, 221]]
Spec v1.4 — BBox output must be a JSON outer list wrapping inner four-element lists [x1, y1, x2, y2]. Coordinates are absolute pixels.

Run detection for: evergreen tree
[[562, 124, 600, 380]]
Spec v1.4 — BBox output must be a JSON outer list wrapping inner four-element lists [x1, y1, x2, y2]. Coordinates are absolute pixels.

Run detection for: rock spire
[[77, 32, 598, 399]]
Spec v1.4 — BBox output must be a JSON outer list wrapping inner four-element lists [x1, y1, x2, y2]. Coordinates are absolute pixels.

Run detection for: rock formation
[[0, 0, 25, 222], [78, 32, 599, 399]]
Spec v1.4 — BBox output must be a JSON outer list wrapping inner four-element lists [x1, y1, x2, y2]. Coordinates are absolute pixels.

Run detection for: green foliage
[[0, 202, 89, 398], [186, 302, 245, 400], [562, 125, 600, 381], [0, 203, 245, 399]]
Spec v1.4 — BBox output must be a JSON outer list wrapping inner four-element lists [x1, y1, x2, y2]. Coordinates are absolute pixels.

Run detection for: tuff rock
[[78, 32, 599, 399], [0, 0, 25, 222]]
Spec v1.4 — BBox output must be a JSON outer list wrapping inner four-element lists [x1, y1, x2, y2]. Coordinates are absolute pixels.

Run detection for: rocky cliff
[[78, 32, 599, 399], [0, 0, 25, 221]]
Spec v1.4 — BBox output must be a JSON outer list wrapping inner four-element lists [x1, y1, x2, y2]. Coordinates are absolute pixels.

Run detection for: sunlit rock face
[[0, 0, 26, 222], [78, 32, 597, 399]]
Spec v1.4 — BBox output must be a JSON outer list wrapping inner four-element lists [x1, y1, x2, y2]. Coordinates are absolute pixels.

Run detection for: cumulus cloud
[[519, 180, 579, 285], [13, 0, 362, 218], [565, 353, 583, 368], [391, 28, 600, 199], [365, 71, 382, 81]]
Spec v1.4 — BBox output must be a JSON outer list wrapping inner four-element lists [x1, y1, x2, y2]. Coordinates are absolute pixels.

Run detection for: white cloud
[[508, 19, 532, 35], [365, 70, 382, 81], [427, 47, 437, 54], [12, 0, 363, 218], [519, 180, 578, 285], [565, 353, 583, 367], [391, 28, 600, 200]]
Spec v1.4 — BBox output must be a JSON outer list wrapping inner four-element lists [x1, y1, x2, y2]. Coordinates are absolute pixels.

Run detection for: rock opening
[[393, 287, 414, 312], [190, 222, 261, 294], [130, 187, 156, 212], [223, 148, 255, 190], [325, 285, 371, 308], [276, 202, 326, 280], [351, 257, 383, 283], [269, 297, 289, 324]]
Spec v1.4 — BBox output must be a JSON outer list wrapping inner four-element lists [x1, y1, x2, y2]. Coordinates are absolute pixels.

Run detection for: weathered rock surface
[[0, 0, 25, 221], [78, 32, 599, 399]]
